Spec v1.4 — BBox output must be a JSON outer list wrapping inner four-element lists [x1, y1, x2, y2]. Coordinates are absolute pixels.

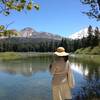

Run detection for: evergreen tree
[[81, 37, 87, 48], [93, 27, 100, 46], [58, 38, 69, 51], [87, 25, 94, 47]]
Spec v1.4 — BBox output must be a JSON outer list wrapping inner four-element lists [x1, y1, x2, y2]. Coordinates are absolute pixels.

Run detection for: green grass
[[0, 52, 53, 60], [71, 54, 100, 64], [90, 46, 100, 54], [75, 46, 100, 55], [81, 47, 92, 54], [75, 48, 84, 54]]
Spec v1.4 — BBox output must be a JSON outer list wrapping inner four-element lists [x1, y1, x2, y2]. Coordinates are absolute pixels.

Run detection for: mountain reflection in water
[[0, 56, 99, 100], [0, 58, 50, 76]]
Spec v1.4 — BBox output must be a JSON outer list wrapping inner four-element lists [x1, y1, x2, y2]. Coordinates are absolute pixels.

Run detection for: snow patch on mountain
[[69, 28, 88, 39]]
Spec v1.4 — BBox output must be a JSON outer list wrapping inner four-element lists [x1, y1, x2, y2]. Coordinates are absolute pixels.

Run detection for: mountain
[[69, 27, 100, 39], [69, 28, 88, 39], [20, 27, 62, 40], [0, 27, 63, 45]]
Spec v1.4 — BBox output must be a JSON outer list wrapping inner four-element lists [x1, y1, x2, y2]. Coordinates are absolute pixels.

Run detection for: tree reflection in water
[[0, 57, 51, 76], [71, 58, 100, 100], [0, 56, 99, 100]]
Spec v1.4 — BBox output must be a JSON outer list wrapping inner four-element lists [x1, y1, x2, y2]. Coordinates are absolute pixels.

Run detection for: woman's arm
[[67, 61, 75, 88], [49, 64, 52, 73]]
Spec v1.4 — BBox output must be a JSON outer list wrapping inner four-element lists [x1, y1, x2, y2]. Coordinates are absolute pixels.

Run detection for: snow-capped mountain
[[69, 27, 100, 39], [69, 28, 88, 39]]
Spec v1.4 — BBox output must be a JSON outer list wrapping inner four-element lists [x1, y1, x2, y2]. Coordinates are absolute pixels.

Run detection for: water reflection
[[0, 56, 99, 100], [71, 57, 100, 80], [71, 63, 89, 76], [70, 57, 100, 99], [0, 57, 51, 76]]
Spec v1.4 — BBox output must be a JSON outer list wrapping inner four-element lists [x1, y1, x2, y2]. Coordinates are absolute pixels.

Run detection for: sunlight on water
[[0, 56, 99, 100], [71, 63, 83, 75], [71, 63, 89, 76]]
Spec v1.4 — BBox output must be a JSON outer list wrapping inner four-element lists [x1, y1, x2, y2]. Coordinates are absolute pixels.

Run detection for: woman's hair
[[63, 56, 69, 62], [54, 55, 69, 62], [49, 55, 69, 71]]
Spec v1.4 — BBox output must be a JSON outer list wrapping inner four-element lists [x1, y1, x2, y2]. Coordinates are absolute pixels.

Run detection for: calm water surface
[[0, 56, 100, 100]]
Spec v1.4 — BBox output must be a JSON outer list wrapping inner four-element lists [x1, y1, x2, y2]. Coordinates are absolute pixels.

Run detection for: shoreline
[[74, 46, 100, 55], [0, 52, 53, 60], [0, 52, 100, 61], [70, 54, 100, 65]]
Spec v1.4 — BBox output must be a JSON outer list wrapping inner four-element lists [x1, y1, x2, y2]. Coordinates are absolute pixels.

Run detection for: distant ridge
[[19, 27, 62, 40], [0, 27, 62, 41]]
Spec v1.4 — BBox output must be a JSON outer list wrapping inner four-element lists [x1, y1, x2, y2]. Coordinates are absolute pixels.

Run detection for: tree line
[[0, 25, 99, 52], [72, 25, 100, 50]]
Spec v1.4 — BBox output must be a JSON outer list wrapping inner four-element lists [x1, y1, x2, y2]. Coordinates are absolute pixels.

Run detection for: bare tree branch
[[5, 21, 15, 29]]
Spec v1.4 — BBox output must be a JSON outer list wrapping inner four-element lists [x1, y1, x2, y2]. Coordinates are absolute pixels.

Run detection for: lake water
[[0, 56, 100, 100]]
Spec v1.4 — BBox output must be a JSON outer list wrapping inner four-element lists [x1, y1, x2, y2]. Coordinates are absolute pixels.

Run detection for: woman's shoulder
[[51, 60, 63, 66]]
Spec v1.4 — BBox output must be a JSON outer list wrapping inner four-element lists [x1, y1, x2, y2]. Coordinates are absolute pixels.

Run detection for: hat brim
[[54, 52, 69, 56]]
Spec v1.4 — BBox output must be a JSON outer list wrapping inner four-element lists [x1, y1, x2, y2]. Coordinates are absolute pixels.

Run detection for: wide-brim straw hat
[[54, 47, 69, 56]]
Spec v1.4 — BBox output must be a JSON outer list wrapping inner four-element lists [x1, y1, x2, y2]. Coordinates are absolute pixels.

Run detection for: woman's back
[[50, 59, 69, 85], [50, 47, 74, 100]]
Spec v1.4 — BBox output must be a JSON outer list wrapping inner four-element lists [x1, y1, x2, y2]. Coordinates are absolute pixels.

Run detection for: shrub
[[90, 46, 100, 55], [81, 47, 92, 54], [75, 48, 84, 54]]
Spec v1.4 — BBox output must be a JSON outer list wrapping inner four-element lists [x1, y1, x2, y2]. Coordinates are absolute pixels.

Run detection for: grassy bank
[[70, 54, 100, 65], [0, 52, 53, 60], [75, 46, 100, 55]]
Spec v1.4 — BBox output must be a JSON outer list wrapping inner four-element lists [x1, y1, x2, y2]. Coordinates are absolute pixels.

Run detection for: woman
[[49, 47, 75, 100]]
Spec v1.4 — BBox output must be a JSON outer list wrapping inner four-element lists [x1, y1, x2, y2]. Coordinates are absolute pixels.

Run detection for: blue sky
[[0, 0, 100, 37]]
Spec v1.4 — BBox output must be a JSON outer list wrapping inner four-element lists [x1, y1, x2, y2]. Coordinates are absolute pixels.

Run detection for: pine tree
[[94, 27, 100, 46], [87, 25, 94, 47]]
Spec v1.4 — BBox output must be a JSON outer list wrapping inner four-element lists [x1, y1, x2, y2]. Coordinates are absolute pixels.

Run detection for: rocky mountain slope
[[20, 27, 62, 40]]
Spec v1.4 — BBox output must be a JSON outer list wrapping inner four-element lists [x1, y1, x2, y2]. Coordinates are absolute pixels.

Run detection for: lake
[[0, 55, 100, 100]]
